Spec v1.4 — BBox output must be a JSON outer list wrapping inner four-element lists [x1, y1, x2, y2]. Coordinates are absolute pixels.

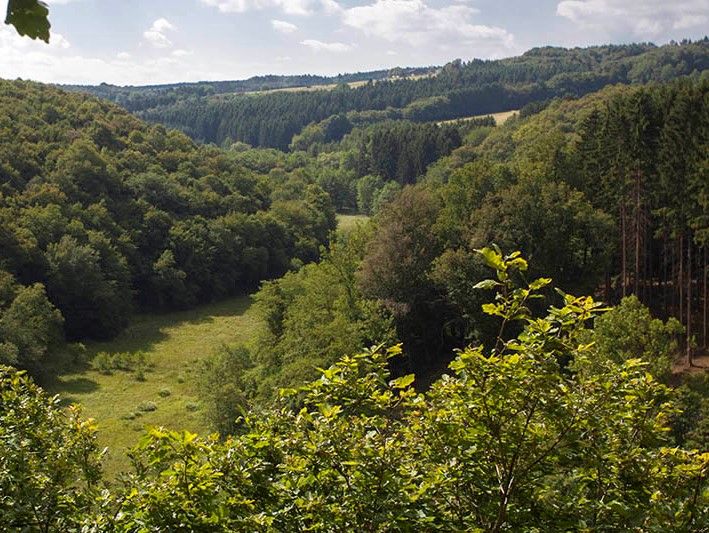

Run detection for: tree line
[[69, 40, 709, 150]]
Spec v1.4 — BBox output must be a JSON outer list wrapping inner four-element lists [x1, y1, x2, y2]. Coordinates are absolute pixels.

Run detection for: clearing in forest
[[44, 296, 259, 478], [438, 109, 519, 126]]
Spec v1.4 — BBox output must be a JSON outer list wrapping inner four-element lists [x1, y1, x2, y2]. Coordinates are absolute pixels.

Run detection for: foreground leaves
[[5, 0, 50, 42], [2, 248, 708, 531]]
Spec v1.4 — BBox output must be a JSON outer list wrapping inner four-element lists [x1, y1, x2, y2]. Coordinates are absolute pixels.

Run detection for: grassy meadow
[[438, 109, 519, 126], [44, 296, 260, 478], [335, 213, 370, 233], [42, 214, 365, 477]]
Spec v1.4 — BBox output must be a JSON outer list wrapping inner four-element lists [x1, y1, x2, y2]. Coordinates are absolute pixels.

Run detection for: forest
[[67, 40, 709, 149], [2, 30, 709, 529]]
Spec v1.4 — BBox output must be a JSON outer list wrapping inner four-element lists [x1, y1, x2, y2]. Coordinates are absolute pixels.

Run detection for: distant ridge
[[63, 39, 709, 150]]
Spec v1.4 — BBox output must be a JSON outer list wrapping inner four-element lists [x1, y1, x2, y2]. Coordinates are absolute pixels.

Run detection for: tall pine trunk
[[621, 202, 627, 298], [702, 247, 709, 350], [687, 231, 692, 366]]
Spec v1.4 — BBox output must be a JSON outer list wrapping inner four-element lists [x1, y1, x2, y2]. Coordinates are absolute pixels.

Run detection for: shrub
[[93, 350, 152, 376], [137, 401, 157, 412]]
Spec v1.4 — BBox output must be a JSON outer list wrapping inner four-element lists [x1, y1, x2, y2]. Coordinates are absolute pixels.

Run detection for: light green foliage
[[0, 282, 63, 371], [355, 174, 384, 214], [92, 350, 151, 377], [4, 249, 709, 530], [0, 366, 103, 531], [105, 248, 709, 530], [581, 295, 683, 381], [250, 226, 395, 402], [197, 343, 253, 436]]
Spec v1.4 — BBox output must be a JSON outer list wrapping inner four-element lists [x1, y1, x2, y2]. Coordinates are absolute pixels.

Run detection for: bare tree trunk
[[687, 232, 692, 366], [702, 247, 709, 350], [680, 235, 684, 327], [644, 221, 651, 305], [634, 172, 641, 297], [664, 237, 669, 318], [621, 202, 627, 298]]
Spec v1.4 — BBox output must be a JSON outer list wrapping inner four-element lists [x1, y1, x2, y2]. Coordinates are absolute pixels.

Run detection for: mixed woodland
[[3, 39, 709, 530]]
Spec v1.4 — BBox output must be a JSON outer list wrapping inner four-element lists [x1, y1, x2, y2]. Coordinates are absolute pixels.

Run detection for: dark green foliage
[[0, 79, 334, 352], [4, 0, 49, 42], [0, 277, 63, 373]]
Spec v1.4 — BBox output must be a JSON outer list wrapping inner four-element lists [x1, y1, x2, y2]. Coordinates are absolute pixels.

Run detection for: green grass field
[[43, 218, 362, 478], [337, 214, 370, 233], [438, 109, 519, 126], [44, 295, 260, 478]]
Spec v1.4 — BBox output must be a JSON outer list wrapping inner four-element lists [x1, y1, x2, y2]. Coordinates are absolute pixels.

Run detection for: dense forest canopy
[[66, 40, 709, 149], [0, 79, 334, 372]]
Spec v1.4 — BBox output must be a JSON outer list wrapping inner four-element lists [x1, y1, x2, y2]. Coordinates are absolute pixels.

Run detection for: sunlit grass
[[438, 109, 519, 126], [337, 214, 370, 234], [44, 296, 259, 479]]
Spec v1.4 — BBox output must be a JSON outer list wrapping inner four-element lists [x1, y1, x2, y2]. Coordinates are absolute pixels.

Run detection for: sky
[[1, 0, 708, 86]]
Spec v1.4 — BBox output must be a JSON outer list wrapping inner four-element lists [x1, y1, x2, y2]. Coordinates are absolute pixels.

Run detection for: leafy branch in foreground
[[2, 247, 708, 530], [5, 0, 50, 42]]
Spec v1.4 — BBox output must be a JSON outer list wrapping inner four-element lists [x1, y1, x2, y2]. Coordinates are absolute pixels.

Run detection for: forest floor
[[43, 295, 260, 479], [673, 351, 709, 375]]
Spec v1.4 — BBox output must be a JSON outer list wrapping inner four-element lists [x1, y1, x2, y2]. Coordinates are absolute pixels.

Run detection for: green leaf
[[529, 278, 552, 291], [475, 247, 504, 272], [5, 0, 50, 43], [391, 374, 415, 389], [473, 279, 501, 290]]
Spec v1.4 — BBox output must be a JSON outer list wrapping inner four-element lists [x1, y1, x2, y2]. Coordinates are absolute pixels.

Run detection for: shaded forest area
[[229, 78, 709, 402]]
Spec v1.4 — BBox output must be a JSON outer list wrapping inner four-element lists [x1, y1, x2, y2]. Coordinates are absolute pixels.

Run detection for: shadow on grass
[[42, 294, 255, 397], [51, 376, 100, 407]]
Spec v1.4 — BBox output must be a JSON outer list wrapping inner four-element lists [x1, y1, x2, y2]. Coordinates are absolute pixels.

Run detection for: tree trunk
[[634, 172, 641, 297], [702, 247, 709, 350], [679, 235, 684, 327], [687, 231, 692, 366], [621, 202, 627, 298]]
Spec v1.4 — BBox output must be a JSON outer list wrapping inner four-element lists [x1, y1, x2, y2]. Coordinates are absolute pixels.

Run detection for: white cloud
[[271, 19, 298, 33], [674, 14, 708, 30], [144, 18, 177, 48], [556, 0, 709, 37], [172, 49, 193, 57], [342, 0, 514, 52], [300, 39, 352, 52], [0, 25, 241, 85], [201, 0, 340, 16]]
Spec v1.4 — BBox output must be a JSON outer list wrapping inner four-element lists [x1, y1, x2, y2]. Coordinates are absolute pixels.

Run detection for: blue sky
[[1, 0, 708, 85]]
